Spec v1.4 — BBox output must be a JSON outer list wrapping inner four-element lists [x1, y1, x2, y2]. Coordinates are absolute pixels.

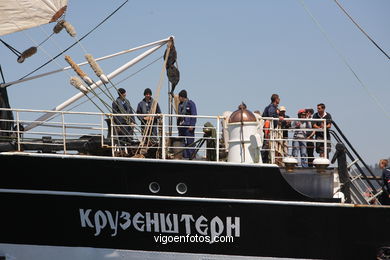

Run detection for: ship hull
[[0, 153, 389, 259]]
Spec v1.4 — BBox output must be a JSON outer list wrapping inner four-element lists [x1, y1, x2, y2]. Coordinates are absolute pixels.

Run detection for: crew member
[[136, 88, 161, 138], [380, 159, 390, 205], [177, 89, 197, 159], [112, 88, 135, 141]]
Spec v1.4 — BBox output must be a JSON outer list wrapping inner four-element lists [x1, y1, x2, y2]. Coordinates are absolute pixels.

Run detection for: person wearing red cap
[[291, 109, 311, 167]]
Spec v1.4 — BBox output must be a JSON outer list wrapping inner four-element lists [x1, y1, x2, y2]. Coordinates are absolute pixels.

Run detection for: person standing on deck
[[291, 109, 310, 167], [262, 94, 284, 163], [136, 88, 161, 139], [112, 88, 136, 141], [177, 90, 197, 159], [305, 108, 315, 167], [379, 159, 390, 205], [279, 106, 291, 157], [312, 103, 332, 158]]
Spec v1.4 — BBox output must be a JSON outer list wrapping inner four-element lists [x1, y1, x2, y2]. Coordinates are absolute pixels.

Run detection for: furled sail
[[0, 0, 68, 37]]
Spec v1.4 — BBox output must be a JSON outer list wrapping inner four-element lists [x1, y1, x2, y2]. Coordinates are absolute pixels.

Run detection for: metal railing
[[261, 117, 329, 165], [0, 108, 329, 165], [329, 122, 383, 204]]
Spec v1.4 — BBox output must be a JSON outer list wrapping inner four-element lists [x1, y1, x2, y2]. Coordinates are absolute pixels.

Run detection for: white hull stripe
[[1, 188, 385, 208]]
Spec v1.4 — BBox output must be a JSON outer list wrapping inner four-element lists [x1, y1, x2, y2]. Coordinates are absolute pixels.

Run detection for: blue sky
[[1, 0, 389, 164]]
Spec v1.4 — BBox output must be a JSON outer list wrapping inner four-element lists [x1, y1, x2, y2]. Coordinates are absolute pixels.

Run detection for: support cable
[[333, 0, 390, 60], [299, 0, 390, 119], [17, 0, 129, 81], [0, 39, 21, 56]]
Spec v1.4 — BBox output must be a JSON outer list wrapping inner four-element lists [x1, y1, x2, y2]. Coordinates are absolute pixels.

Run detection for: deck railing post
[[216, 116, 220, 162], [323, 119, 327, 159], [110, 115, 115, 157], [16, 111, 20, 152], [270, 119, 275, 164], [61, 112, 67, 154], [101, 114, 104, 148], [162, 114, 166, 160]]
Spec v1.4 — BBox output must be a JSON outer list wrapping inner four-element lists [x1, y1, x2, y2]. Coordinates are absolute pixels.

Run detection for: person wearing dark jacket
[[379, 159, 390, 205], [136, 88, 161, 138], [177, 89, 197, 159], [112, 88, 135, 141]]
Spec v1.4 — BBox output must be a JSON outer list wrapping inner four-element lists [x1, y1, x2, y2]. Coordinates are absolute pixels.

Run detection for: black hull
[[0, 153, 389, 259], [0, 153, 334, 201]]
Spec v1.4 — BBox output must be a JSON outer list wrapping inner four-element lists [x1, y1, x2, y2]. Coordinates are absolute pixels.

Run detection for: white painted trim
[[0, 187, 382, 208]]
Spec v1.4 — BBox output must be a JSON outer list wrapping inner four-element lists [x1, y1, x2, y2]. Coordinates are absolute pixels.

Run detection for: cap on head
[[118, 88, 126, 95], [298, 109, 306, 115], [144, 88, 152, 96], [280, 106, 286, 112], [178, 89, 187, 98]]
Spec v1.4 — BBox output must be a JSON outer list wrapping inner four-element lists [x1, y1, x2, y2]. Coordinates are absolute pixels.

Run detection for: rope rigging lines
[[298, 0, 390, 120], [17, 0, 129, 82], [332, 0, 390, 60]]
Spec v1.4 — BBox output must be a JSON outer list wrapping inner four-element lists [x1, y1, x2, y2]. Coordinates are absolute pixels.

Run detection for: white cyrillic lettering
[[160, 213, 179, 233], [94, 210, 107, 236], [119, 211, 131, 230], [133, 213, 145, 232], [195, 215, 208, 235], [79, 209, 94, 228], [226, 217, 240, 237], [210, 216, 224, 242], [180, 214, 195, 234], [145, 212, 160, 232], [105, 210, 119, 237]]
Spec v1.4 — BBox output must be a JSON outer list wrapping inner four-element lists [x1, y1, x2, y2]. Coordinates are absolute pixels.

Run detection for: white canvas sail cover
[[0, 0, 68, 36]]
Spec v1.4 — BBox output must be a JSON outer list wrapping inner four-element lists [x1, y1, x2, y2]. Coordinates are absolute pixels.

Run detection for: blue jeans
[[292, 140, 308, 167]]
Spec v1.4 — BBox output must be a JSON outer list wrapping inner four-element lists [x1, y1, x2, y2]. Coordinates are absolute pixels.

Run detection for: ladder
[[330, 121, 383, 205]]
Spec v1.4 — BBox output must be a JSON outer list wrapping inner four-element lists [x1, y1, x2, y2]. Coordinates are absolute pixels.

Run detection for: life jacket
[[264, 120, 270, 138]]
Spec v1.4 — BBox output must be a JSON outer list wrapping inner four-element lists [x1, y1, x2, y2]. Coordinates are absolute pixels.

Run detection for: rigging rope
[[0, 65, 5, 84], [0, 39, 21, 56], [135, 41, 173, 156], [298, 0, 390, 120], [332, 0, 390, 60], [44, 55, 162, 133], [16, 0, 129, 82]]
